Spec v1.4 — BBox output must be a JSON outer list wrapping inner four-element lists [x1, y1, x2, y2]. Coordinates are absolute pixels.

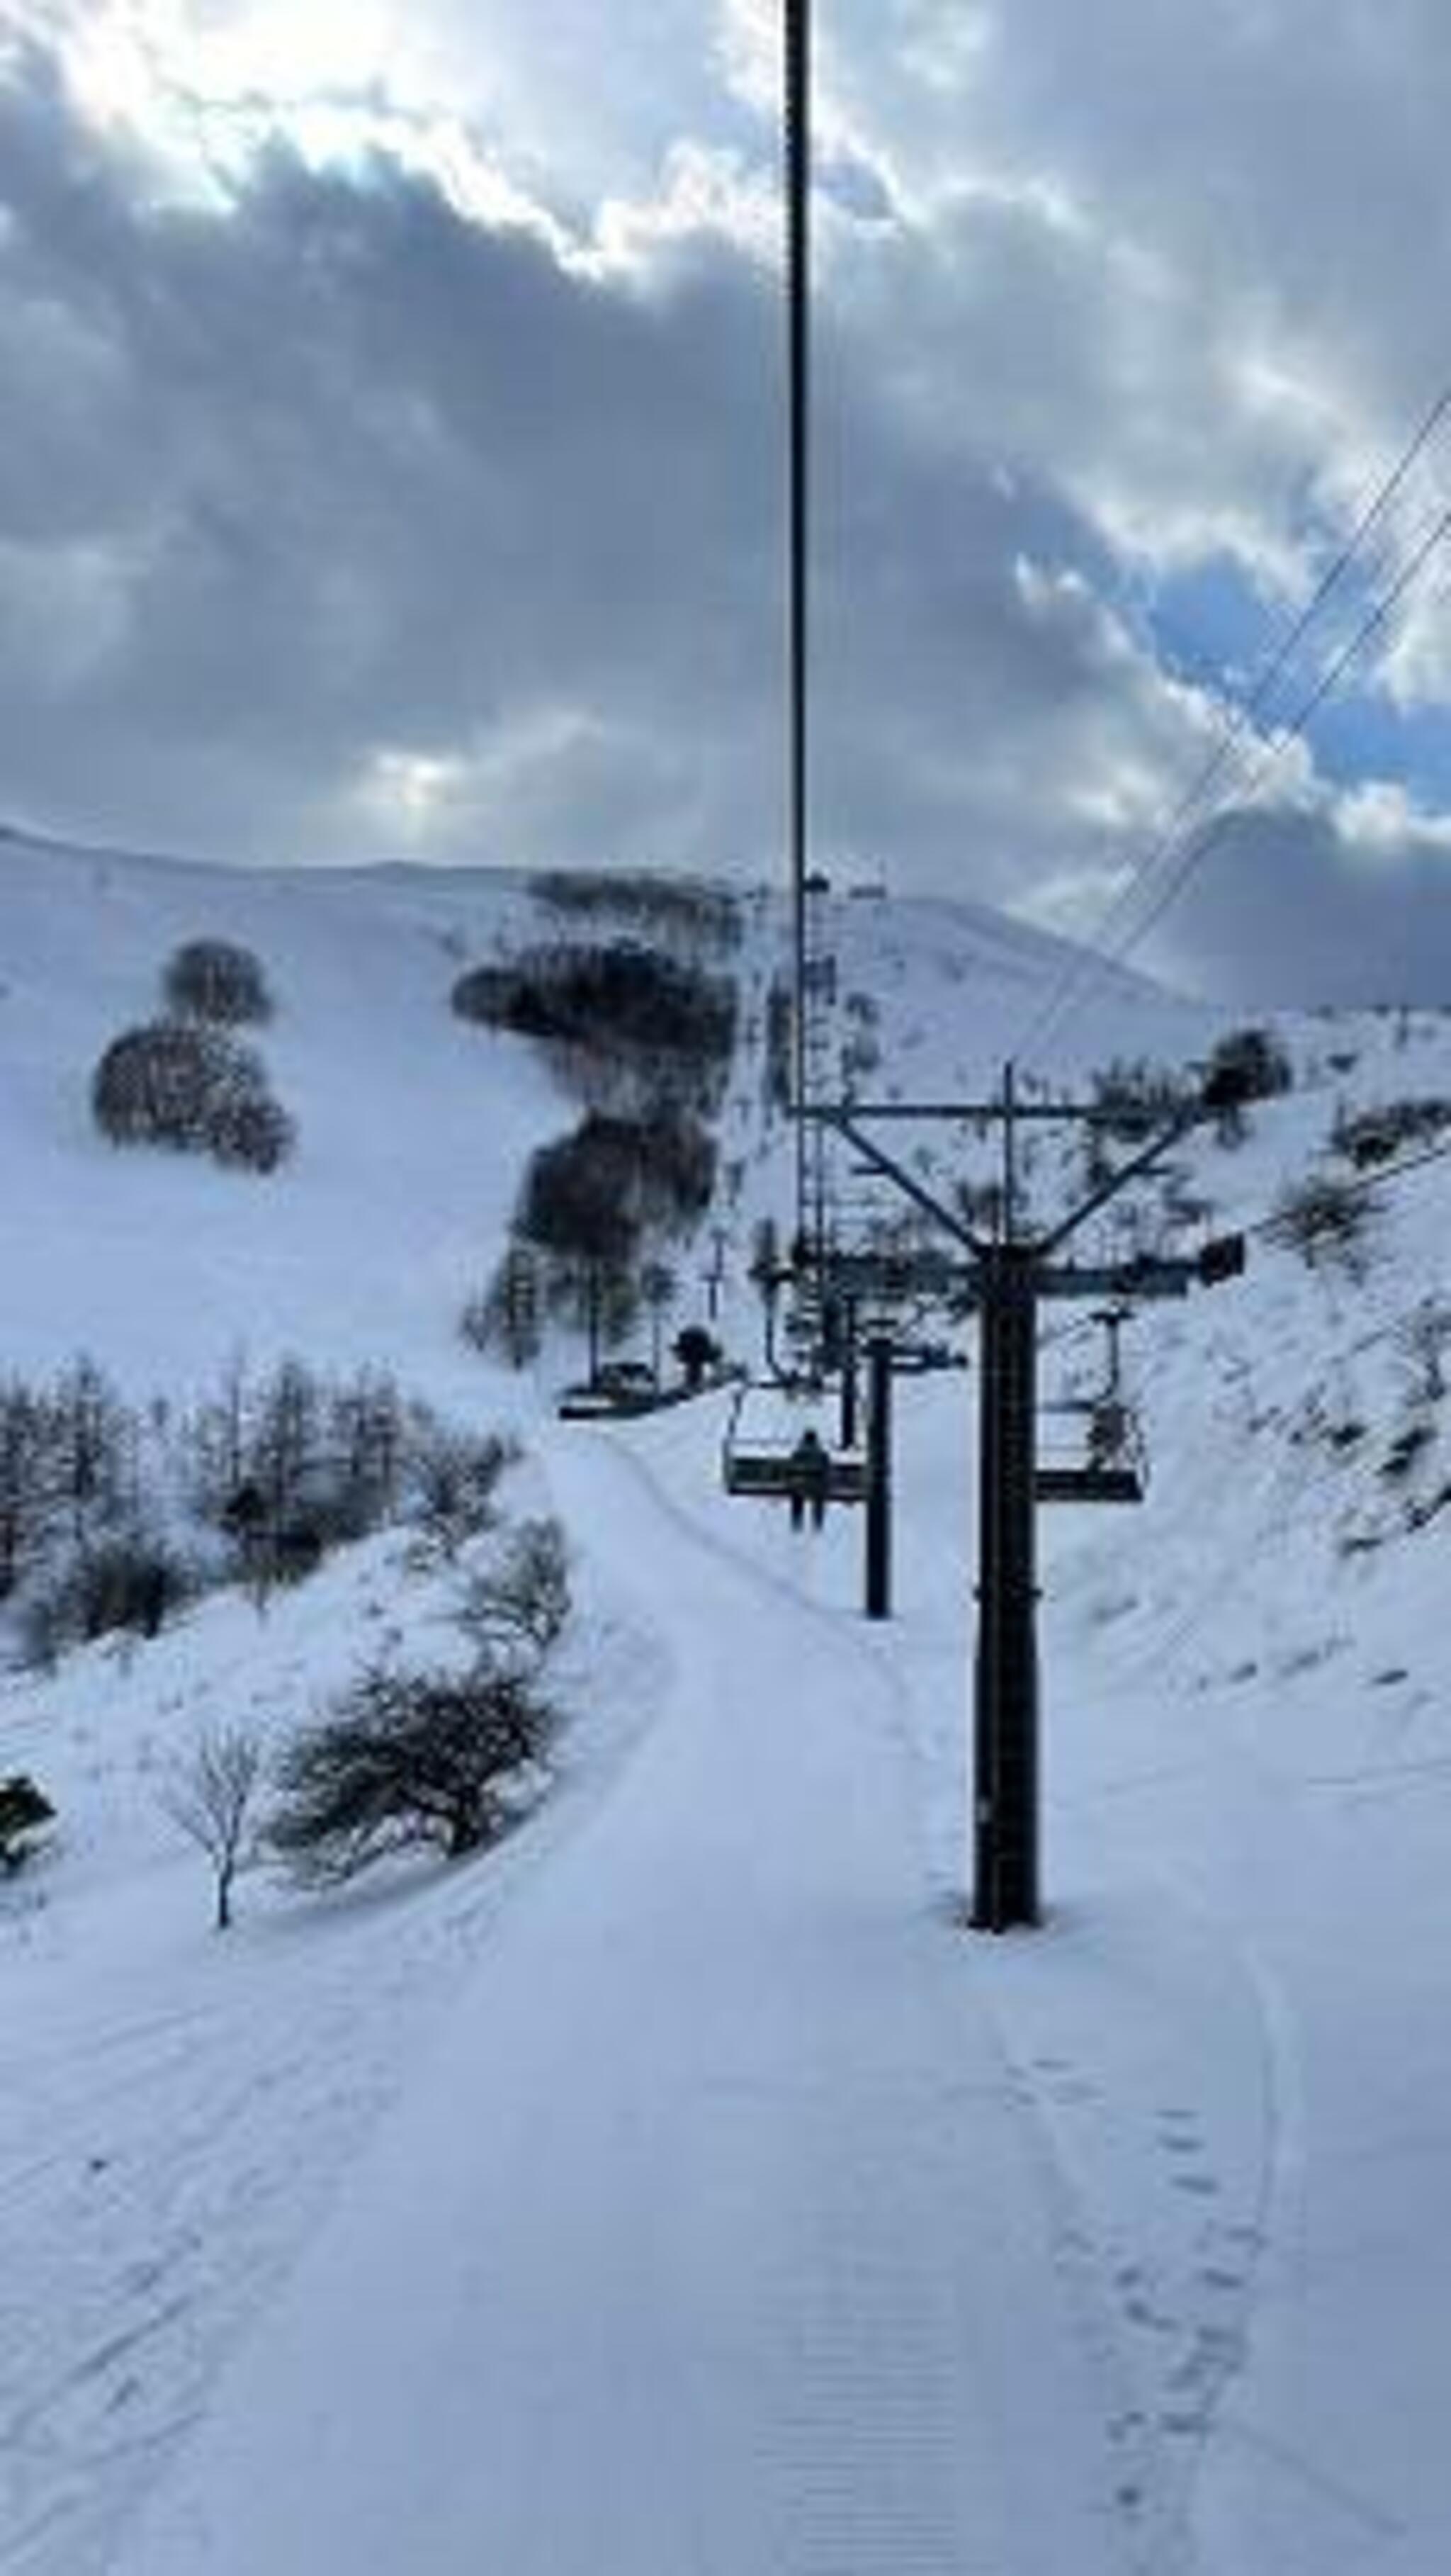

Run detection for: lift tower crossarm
[[817, 1109, 986, 1256]]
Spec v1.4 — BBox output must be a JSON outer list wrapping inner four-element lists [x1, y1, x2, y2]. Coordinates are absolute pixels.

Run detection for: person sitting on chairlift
[[790, 1427, 830, 1531]]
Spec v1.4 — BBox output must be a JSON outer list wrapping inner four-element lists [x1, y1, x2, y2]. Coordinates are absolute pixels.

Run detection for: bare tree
[[162, 1725, 264, 1930], [639, 1259, 677, 1384], [456, 1517, 570, 1667]]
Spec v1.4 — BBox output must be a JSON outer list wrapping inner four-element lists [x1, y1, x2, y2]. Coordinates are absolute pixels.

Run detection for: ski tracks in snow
[[108, 1422, 1140, 2576]]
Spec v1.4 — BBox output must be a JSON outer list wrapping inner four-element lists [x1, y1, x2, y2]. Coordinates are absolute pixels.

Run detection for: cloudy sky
[[6, 1, 1451, 1002]]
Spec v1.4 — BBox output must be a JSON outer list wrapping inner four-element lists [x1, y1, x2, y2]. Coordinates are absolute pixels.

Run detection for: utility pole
[[864, 1332, 893, 1620], [808, 1062, 1248, 1930], [971, 1244, 1039, 1927]]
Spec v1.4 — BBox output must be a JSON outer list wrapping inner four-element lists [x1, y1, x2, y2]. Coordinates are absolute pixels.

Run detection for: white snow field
[[4, 828, 1451, 2573]]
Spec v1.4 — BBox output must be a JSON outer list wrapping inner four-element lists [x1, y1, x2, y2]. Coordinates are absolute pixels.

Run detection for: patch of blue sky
[[1141, 557, 1281, 702], [1297, 689, 1451, 804], [1135, 551, 1451, 804]]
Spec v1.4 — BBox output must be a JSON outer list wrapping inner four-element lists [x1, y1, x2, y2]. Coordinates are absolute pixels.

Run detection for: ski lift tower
[[811, 1064, 1248, 1930]]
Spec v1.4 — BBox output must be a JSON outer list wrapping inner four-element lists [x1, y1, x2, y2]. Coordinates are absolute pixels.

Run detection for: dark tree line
[[0, 1353, 514, 1665], [527, 870, 742, 952], [452, 939, 738, 1115]]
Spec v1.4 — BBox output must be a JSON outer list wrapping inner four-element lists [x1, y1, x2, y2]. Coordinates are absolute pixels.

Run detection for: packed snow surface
[[4, 830, 1451, 2573]]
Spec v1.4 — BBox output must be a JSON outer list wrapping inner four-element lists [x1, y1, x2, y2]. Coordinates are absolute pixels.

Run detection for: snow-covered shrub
[[407, 1424, 518, 1562], [1330, 1095, 1451, 1171], [455, 1517, 570, 1665], [1090, 1057, 1194, 1141], [1267, 1173, 1379, 1276], [0, 1773, 53, 1872], [268, 1662, 554, 1882], [91, 1020, 294, 1171], [518, 1109, 717, 1264], [1204, 1025, 1293, 1147], [674, 1323, 721, 1388], [1208, 1024, 1293, 1102], [163, 938, 273, 1025], [206, 1088, 295, 1173]]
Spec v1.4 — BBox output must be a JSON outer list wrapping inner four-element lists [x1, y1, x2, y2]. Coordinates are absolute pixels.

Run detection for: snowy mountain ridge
[[6, 827, 1451, 2575]]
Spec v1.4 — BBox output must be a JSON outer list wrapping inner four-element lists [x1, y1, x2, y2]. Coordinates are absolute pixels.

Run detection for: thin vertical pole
[[785, 0, 811, 1246], [865, 1332, 892, 1620], [1002, 1059, 1018, 1244], [839, 1295, 859, 1450]]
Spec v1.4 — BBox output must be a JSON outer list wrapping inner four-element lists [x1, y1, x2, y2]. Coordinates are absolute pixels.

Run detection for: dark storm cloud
[[6, 13, 1451, 1016], [0, 39, 1197, 885], [1144, 805, 1451, 1009]]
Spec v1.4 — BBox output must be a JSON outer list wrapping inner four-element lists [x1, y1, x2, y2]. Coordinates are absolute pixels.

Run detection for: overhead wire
[[1014, 382, 1451, 1062], [1086, 496, 1451, 986]]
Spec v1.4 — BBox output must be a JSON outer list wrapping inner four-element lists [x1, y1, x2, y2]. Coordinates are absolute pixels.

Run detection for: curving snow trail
[[111, 1424, 1131, 2576]]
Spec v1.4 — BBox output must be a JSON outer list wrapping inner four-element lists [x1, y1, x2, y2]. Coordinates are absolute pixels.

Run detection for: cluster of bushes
[[91, 938, 293, 1173], [528, 870, 741, 951], [451, 940, 738, 1115], [269, 1661, 552, 1880], [0, 1773, 52, 1874], [92, 1021, 293, 1171], [1205, 1025, 1293, 1144], [464, 1109, 713, 1379], [517, 1109, 716, 1256], [1089, 1055, 1197, 1142], [164, 938, 273, 1027], [1267, 1173, 1379, 1276], [0, 1352, 514, 1668], [1329, 1094, 1451, 1171], [166, 1516, 570, 1925], [1087, 1027, 1292, 1154], [456, 918, 738, 1385]]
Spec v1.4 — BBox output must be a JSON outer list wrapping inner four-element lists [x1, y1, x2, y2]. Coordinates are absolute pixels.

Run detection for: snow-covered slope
[[6, 826, 1451, 2576]]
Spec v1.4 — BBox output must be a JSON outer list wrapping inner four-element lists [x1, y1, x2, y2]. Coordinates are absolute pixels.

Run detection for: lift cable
[[1097, 500, 1451, 989], [1243, 1122, 1451, 1238], [1015, 383, 1451, 1062], [784, 0, 813, 1247]]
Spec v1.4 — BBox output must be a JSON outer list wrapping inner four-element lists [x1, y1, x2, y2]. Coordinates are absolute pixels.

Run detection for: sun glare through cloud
[[1, 0, 1451, 997]]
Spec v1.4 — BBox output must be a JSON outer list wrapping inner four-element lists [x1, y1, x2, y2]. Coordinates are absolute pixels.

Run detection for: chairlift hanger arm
[[1035, 1256, 1196, 1300]]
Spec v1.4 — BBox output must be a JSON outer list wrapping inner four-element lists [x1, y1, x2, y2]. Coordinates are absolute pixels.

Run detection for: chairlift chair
[[721, 1381, 867, 1507], [1034, 1393, 1148, 1508]]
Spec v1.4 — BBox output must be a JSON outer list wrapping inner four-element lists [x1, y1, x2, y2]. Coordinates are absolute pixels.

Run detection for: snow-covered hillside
[[6, 825, 1451, 2575]]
